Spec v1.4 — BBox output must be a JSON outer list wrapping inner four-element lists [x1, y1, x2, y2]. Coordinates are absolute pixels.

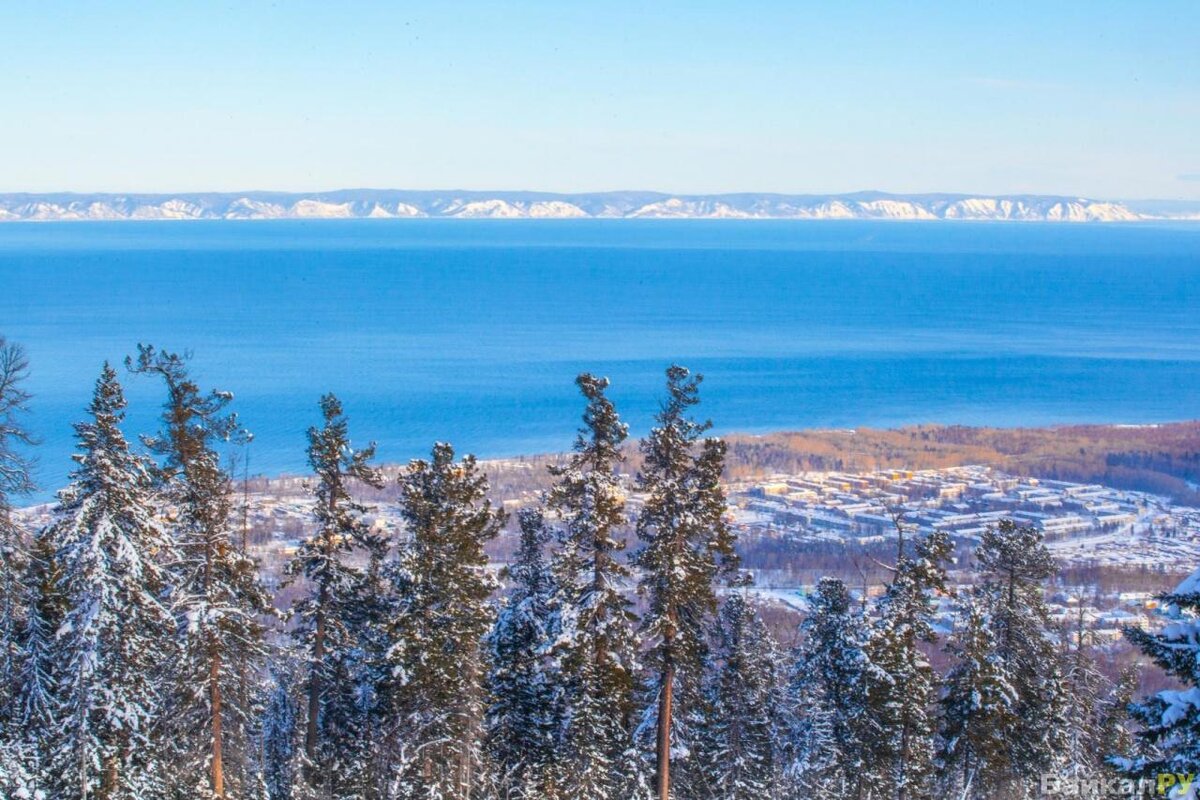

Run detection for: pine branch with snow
[[42, 364, 178, 799], [1116, 569, 1200, 781]]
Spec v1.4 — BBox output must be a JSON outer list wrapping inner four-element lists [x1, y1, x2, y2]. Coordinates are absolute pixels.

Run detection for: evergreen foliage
[[14, 528, 66, 769], [261, 667, 300, 800], [0, 347, 1182, 800], [43, 364, 178, 799], [633, 365, 738, 799], [862, 528, 951, 800], [381, 443, 505, 800], [0, 337, 36, 723], [485, 510, 559, 800], [937, 594, 1018, 799], [697, 594, 778, 800], [784, 576, 876, 798], [1117, 573, 1200, 780], [545, 374, 643, 800], [285, 394, 385, 798], [128, 344, 274, 799], [974, 520, 1068, 795]]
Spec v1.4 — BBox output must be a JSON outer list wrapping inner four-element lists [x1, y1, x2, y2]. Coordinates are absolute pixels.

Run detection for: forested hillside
[[722, 423, 1200, 505], [1, 335, 1197, 800]]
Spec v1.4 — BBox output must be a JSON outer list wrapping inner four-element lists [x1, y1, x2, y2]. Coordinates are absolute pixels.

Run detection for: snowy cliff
[[0, 189, 1184, 222]]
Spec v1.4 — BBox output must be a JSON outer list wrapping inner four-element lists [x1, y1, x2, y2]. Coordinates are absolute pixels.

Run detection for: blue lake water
[[2, 219, 1199, 499]]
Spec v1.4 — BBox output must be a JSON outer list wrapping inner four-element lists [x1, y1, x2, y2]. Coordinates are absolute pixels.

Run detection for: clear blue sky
[[2, 2, 1197, 199]]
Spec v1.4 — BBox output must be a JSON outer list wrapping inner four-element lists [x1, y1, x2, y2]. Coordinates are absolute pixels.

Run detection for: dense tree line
[[0, 336, 1197, 799]]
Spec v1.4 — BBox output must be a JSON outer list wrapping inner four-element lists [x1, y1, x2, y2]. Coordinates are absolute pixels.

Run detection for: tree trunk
[[656, 663, 674, 800], [99, 753, 118, 800], [212, 648, 225, 799], [306, 587, 327, 777]]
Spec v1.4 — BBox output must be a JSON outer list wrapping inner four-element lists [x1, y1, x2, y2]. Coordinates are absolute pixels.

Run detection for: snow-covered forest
[[0, 335, 1197, 800]]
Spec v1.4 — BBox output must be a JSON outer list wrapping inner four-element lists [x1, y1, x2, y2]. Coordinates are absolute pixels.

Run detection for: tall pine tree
[[381, 443, 505, 800], [44, 364, 178, 799], [285, 393, 385, 798], [546, 374, 642, 799], [634, 365, 738, 800], [129, 344, 274, 800], [974, 520, 1067, 795], [862, 528, 952, 800]]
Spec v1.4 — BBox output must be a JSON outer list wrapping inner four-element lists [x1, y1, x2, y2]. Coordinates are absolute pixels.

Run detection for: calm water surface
[[2, 219, 1198, 497]]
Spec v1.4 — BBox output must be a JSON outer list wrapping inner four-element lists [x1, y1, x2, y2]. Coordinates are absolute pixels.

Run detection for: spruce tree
[[128, 344, 273, 800], [699, 594, 779, 800], [44, 364, 178, 799], [1115, 570, 1200, 780], [785, 576, 876, 798], [546, 374, 642, 799], [485, 509, 559, 800], [974, 520, 1068, 794], [381, 443, 505, 800], [862, 528, 952, 800], [0, 336, 36, 721], [937, 594, 1018, 800], [633, 365, 738, 800], [285, 393, 384, 798]]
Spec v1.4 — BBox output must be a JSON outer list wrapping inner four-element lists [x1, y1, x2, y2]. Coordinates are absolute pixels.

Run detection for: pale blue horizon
[[2, 2, 1198, 200]]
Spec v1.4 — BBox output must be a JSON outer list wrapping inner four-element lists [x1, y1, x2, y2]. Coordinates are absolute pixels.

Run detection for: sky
[[1, 2, 1197, 199]]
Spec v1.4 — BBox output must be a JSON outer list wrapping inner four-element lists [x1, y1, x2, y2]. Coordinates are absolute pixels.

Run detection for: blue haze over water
[[2, 219, 1199, 500]]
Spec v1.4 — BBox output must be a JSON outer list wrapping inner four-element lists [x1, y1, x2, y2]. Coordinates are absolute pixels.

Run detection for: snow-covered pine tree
[[784, 576, 876, 799], [974, 520, 1068, 794], [633, 365, 739, 800], [285, 393, 385, 798], [381, 443, 505, 800], [44, 363, 178, 799], [261, 666, 300, 800], [1097, 666, 1139, 771], [13, 526, 65, 775], [545, 373, 642, 800], [862, 528, 952, 800], [698, 594, 779, 800], [0, 336, 36, 722], [346, 534, 396, 799], [0, 739, 39, 800], [485, 509, 559, 800], [937, 593, 1018, 800], [1058, 601, 1113, 783], [1115, 569, 1200, 782], [128, 344, 274, 800]]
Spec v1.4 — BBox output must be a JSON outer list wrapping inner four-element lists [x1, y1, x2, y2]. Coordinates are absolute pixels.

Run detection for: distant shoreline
[[20, 420, 1196, 513], [4, 189, 1199, 222]]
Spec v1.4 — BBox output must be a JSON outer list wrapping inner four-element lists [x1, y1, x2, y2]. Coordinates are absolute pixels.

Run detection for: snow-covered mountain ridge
[[0, 190, 1193, 222]]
